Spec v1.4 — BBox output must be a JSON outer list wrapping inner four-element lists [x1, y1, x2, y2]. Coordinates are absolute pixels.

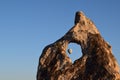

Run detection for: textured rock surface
[[37, 11, 120, 80]]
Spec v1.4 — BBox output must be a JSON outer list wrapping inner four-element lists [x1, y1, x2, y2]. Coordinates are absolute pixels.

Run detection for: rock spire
[[37, 11, 120, 80]]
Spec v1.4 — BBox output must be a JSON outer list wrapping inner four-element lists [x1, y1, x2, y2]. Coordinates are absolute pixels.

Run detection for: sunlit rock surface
[[37, 11, 120, 80]]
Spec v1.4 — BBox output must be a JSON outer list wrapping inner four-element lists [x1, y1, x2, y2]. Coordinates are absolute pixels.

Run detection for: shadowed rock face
[[37, 11, 120, 80]]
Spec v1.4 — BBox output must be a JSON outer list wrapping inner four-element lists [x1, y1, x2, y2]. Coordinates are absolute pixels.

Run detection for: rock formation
[[37, 11, 120, 80]]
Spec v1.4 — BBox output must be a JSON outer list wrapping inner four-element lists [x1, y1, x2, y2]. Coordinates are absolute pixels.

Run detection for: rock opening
[[67, 43, 82, 63]]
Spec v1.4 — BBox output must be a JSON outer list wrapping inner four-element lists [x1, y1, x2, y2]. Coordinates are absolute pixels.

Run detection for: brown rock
[[37, 11, 120, 80]]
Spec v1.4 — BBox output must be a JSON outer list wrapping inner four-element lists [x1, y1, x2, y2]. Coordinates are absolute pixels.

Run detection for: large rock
[[37, 11, 120, 80]]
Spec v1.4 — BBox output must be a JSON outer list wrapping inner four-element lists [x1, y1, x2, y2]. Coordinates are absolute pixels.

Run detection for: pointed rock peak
[[74, 11, 86, 25], [37, 11, 120, 80], [76, 11, 85, 16]]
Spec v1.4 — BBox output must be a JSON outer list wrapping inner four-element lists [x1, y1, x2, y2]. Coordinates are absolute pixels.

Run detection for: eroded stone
[[37, 11, 120, 80]]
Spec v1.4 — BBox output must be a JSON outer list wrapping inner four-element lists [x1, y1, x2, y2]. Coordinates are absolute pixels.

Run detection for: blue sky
[[0, 0, 120, 80]]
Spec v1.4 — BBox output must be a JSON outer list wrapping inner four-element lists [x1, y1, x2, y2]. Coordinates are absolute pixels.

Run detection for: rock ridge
[[37, 11, 120, 80]]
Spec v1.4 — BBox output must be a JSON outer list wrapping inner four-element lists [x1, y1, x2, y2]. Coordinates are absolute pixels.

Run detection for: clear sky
[[0, 0, 120, 80]]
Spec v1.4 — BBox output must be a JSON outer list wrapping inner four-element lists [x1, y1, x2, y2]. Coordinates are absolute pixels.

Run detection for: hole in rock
[[67, 43, 82, 63]]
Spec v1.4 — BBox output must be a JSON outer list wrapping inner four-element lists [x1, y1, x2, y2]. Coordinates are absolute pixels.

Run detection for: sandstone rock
[[37, 11, 120, 80]]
